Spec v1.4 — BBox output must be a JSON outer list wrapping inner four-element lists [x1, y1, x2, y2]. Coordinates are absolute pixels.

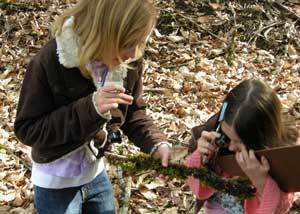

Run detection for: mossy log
[[105, 152, 255, 200]]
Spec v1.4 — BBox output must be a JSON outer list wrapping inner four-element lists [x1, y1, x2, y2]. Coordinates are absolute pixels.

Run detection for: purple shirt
[[34, 147, 88, 177]]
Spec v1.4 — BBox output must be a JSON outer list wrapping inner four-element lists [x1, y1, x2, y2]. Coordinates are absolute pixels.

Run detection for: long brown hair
[[223, 79, 298, 150], [52, 0, 157, 77]]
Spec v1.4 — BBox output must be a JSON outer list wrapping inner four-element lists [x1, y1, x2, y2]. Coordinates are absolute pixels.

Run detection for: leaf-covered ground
[[0, 0, 300, 213]]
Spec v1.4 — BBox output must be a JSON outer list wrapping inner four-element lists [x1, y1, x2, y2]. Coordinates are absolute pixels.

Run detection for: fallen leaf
[[138, 185, 157, 200], [163, 207, 178, 214], [168, 35, 185, 43]]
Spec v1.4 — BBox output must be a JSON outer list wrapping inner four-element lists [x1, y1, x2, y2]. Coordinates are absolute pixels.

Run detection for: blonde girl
[[14, 0, 171, 213]]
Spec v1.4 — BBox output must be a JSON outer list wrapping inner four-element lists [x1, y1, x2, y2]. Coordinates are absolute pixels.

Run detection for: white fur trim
[[56, 16, 80, 68]]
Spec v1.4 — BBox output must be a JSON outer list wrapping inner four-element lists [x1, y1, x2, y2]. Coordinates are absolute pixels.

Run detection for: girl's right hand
[[196, 131, 220, 163], [94, 85, 133, 113]]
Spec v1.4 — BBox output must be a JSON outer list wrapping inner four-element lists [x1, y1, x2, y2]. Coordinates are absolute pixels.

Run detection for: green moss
[[106, 153, 255, 200], [0, 0, 8, 9]]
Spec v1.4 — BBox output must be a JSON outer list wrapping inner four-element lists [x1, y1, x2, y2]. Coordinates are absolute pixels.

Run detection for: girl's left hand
[[152, 144, 171, 179], [153, 144, 171, 167], [235, 144, 270, 195]]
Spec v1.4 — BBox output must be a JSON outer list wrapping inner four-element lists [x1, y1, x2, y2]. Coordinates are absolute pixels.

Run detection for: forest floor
[[0, 0, 300, 213]]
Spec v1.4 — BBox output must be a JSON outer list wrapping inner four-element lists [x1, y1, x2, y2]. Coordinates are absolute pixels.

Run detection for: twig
[[0, 1, 48, 12], [164, 60, 193, 69], [273, 1, 300, 20], [0, 144, 32, 171], [105, 152, 132, 213], [226, 3, 237, 65], [176, 12, 228, 45], [144, 87, 167, 93], [248, 22, 283, 44], [105, 151, 127, 160], [117, 166, 132, 214], [186, 198, 195, 213]]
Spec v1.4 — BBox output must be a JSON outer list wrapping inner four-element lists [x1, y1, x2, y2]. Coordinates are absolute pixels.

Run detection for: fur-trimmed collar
[[55, 16, 80, 68]]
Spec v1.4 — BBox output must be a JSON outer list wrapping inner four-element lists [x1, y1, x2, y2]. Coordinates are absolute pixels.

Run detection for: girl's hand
[[95, 85, 133, 113], [236, 144, 270, 195], [196, 131, 220, 163], [152, 143, 171, 168], [152, 143, 171, 180]]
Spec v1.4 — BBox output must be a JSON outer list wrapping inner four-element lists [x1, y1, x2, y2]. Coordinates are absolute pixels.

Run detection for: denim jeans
[[34, 170, 115, 214]]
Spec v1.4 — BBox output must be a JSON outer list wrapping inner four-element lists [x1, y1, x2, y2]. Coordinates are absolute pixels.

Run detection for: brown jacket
[[14, 39, 167, 163]]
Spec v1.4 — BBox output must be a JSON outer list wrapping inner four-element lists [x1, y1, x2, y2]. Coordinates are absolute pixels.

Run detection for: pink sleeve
[[185, 151, 216, 200], [244, 176, 294, 214]]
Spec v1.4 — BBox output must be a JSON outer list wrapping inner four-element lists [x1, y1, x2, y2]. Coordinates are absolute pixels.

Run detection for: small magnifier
[[90, 62, 127, 92], [104, 67, 125, 87], [202, 102, 228, 164]]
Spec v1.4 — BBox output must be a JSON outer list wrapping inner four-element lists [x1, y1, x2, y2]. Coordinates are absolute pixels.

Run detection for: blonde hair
[[52, 0, 157, 77]]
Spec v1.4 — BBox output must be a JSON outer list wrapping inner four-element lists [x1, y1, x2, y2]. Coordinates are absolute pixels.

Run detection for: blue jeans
[[34, 171, 115, 214]]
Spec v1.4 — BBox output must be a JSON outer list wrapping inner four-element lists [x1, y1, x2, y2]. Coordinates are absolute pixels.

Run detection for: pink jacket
[[186, 151, 294, 214]]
